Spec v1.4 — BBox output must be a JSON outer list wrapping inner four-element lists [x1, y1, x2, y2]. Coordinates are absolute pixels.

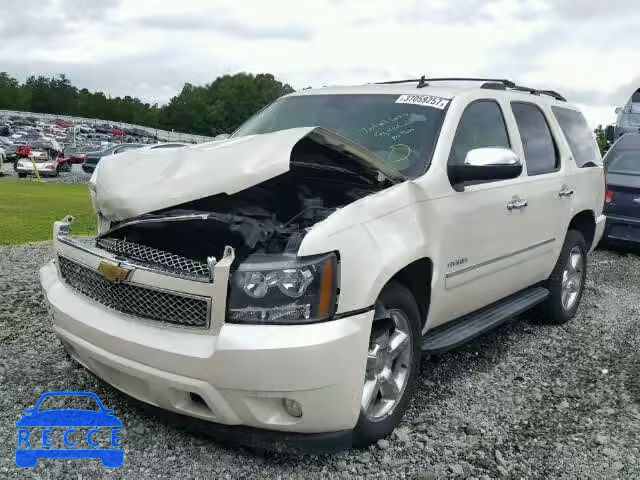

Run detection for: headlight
[[227, 253, 337, 324]]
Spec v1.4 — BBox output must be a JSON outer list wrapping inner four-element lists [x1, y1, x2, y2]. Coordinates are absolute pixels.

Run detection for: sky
[[0, 0, 638, 127]]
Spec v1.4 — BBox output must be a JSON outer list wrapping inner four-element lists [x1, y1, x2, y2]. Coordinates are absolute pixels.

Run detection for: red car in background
[[62, 147, 88, 164], [65, 152, 87, 164]]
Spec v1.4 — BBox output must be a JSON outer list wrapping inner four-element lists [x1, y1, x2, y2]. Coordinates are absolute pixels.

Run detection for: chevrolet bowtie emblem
[[98, 261, 133, 283]]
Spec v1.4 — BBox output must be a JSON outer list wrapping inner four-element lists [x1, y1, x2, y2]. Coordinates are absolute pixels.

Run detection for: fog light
[[283, 398, 303, 418]]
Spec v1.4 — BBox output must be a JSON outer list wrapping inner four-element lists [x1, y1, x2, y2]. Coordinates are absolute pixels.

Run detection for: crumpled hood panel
[[91, 127, 404, 222]]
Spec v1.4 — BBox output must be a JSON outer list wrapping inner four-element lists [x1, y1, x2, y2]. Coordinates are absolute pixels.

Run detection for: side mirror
[[449, 147, 522, 184], [605, 125, 615, 143], [615, 107, 622, 114], [214, 133, 230, 141]]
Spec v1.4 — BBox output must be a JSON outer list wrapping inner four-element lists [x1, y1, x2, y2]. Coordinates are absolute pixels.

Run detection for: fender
[[298, 181, 436, 314]]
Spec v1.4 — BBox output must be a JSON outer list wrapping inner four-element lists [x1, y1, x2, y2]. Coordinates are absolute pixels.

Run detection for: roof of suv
[[288, 79, 575, 108]]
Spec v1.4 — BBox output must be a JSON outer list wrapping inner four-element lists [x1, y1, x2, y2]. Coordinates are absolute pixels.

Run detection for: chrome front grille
[[58, 256, 210, 328], [95, 238, 210, 279]]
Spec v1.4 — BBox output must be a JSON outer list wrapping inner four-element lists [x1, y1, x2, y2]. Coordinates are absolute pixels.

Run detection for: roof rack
[[376, 75, 428, 88], [421, 77, 517, 88], [373, 76, 566, 101], [375, 77, 516, 88], [538, 90, 567, 102], [510, 85, 567, 102]]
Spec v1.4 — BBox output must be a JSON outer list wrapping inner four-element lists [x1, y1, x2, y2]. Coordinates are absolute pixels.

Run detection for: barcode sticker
[[395, 94, 450, 110]]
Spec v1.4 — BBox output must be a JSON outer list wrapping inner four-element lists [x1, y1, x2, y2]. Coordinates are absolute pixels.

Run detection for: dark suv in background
[[603, 133, 640, 247], [82, 143, 144, 174]]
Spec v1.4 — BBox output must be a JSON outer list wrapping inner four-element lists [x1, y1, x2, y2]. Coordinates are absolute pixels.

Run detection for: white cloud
[[0, 0, 637, 126]]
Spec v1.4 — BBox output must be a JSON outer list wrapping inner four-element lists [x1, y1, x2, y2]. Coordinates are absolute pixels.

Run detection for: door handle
[[559, 186, 574, 197], [507, 197, 528, 210]]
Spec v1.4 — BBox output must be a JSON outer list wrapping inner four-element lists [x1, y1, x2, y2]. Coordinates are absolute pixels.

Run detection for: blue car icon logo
[[16, 391, 124, 468]]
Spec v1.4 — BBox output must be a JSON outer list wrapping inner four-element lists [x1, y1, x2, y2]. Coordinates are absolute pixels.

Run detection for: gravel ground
[[1, 244, 639, 479], [0, 163, 90, 184]]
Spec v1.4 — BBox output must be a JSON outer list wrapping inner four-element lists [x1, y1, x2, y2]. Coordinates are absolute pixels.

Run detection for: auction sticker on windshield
[[15, 391, 124, 469], [395, 94, 450, 110]]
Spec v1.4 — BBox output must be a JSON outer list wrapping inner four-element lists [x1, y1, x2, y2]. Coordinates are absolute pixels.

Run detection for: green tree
[[0, 72, 24, 110], [161, 73, 294, 135], [594, 125, 608, 155], [0, 71, 293, 135]]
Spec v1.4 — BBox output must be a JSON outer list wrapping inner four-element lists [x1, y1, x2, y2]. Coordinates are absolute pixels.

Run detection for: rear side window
[[511, 102, 558, 175], [551, 107, 602, 167], [448, 100, 510, 166]]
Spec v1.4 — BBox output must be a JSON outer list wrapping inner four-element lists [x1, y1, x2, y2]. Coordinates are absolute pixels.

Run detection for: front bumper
[[40, 239, 372, 435], [16, 164, 57, 176], [603, 214, 640, 245]]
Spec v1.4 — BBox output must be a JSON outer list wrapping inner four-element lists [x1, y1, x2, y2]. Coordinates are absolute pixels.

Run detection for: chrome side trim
[[56, 234, 212, 283], [446, 238, 556, 278]]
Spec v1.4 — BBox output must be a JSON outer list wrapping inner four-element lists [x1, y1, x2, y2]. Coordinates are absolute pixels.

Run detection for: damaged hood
[[91, 127, 406, 221]]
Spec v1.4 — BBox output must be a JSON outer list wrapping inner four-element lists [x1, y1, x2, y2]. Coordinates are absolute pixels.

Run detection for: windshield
[[233, 94, 447, 178], [607, 151, 640, 175]]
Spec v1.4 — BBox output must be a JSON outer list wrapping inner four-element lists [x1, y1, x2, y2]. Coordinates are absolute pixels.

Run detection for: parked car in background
[[82, 143, 144, 173], [4, 144, 18, 162], [63, 146, 88, 164], [15, 139, 69, 177], [603, 133, 640, 246], [15, 156, 61, 177], [54, 154, 72, 172]]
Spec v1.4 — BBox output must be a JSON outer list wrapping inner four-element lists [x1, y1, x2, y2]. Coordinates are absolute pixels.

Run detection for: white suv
[[40, 77, 605, 450]]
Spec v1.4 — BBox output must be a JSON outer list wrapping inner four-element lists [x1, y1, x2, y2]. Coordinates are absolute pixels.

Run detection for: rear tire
[[540, 230, 587, 324], [352, 281, 422, 447], [18, 172, 27, 178]]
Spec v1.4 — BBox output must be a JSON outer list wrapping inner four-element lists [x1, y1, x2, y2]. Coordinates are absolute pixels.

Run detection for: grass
[[0, 179, 96, 245]]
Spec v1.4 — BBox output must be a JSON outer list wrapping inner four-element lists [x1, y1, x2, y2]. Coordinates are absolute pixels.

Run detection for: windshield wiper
[[291, 161, 378, 185]]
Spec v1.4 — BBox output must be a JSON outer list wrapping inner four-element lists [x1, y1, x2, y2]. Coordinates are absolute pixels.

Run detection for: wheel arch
[[380, 257, 432, 328], [567, 210, 596, 250]]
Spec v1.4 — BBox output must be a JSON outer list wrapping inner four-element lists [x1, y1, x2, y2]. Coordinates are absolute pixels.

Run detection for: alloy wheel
[[361, 308, 413, 422], [561, 246, 583, 311]]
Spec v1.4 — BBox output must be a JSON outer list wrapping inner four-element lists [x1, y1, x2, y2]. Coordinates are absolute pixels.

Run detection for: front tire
[[352, 281, 422, 447], [18, 172, 27, 178], [540, 230, 587, 324]]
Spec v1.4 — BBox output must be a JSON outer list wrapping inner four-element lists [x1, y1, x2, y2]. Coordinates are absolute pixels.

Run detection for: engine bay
[[98, 138, 395, 266]]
